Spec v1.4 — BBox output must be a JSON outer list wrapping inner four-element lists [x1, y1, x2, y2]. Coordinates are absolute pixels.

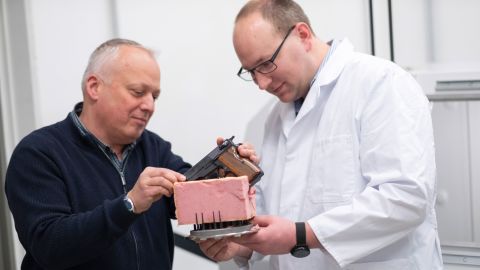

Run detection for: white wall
[[392, 0, 480, 69], [27, 0, 114, 127], [27, 0, 372, 163]]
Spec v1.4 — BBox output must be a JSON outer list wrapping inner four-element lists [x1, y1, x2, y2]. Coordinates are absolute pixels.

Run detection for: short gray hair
[[81, 38, 155, 92]]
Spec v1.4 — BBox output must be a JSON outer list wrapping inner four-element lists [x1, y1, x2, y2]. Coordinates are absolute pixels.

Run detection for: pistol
[[184, 136, 263, 186]]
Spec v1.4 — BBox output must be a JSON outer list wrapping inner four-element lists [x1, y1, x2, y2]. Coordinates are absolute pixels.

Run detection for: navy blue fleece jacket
[[5, 113, 191, 270]]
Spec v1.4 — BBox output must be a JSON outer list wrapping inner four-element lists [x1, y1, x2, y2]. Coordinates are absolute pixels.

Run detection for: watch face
[[123, 197, 134, 212], [291, 246, 310, 258]]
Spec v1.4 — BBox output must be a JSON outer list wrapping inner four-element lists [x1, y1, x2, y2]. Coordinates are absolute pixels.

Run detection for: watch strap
[[295, 222, 307, 246]]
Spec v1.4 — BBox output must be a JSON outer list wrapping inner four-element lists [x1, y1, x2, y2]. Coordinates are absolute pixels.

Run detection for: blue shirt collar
[[69, 102, 137, 163]]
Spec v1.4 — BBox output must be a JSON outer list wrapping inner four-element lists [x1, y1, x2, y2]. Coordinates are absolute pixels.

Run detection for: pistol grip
[[217, 146, 263, 185]]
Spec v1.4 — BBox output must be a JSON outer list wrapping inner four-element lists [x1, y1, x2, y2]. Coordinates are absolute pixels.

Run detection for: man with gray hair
[[5, 38, 190, 270]]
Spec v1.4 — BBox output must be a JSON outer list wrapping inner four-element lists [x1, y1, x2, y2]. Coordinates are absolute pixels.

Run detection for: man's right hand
[[127, 167, 186, 214], [199, 238, 252, 262]]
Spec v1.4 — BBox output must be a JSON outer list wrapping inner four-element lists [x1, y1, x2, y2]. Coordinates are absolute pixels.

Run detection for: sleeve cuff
[[233, 255, 250, 269], [232, 251, 267, 270], [106, 196, 139, 235]]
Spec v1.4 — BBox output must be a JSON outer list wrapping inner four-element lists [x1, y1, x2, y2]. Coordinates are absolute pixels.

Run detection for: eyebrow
[[127, 83, 160, 92], [244, 54, 270, 71]]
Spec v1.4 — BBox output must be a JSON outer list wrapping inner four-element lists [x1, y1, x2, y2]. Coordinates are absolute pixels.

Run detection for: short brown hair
[[235, 0, 314, 36]]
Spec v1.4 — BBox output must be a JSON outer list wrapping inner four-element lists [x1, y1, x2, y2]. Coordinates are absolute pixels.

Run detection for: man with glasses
[[199, 0, 442, 269]]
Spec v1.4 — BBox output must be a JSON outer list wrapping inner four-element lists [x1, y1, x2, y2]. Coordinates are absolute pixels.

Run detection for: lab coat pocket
[[346, 258, 416, 270], [307, 135, 357, 205]]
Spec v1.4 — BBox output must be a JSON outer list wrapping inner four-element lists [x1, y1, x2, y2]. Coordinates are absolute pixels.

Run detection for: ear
[[296, 23, 313, 51], [84, 75, 101, 101]]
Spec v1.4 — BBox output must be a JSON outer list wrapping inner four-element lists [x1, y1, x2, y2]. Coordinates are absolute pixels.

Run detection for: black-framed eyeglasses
[[237, 25, 296, 81]]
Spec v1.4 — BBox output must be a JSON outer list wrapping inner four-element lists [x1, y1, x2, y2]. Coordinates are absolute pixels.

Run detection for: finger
[[238, 149, 255, 159], [216, 137, 225, 146], [239, 142, 254, 150], [251, 215, 272, 227], [205, 239, 227, 258], [212, 244, 230, 261], [208, 243, 225, 259], [178, 174, 187, 182], [231, 233, 258, 246], [249, 154, 260, 165], [150, 185, 174, 199], [146, 167, 186, 182], [237, 144, 254, 155], [148, 177, 174, 195], [161, 171, 179, 184], [158, 169, 186, 183], [198, 239, 218, 250], [170, 170, 187, 181], [237, 145, 260, 164]]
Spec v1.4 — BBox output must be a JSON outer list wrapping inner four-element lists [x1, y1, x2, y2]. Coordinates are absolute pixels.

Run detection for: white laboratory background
[[1, 0, 480, 269]]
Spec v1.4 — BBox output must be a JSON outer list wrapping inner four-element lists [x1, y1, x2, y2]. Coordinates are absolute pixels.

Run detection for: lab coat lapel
[[279, 102, 296, 138], [295, 39, 355, 123]]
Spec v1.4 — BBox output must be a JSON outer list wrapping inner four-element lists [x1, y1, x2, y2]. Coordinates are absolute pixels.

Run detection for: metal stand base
[[188, 224, 258, 241]]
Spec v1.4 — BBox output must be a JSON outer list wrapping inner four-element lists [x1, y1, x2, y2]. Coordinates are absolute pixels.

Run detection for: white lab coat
[[250, 39, 443, 270]]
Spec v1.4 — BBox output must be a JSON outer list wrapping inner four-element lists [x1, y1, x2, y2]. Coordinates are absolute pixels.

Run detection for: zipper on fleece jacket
[[119, 171, 140, 270], [99, 148, 140, 270]]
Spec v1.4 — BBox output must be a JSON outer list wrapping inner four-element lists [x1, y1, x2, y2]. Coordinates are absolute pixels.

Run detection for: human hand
[[127, 167, 186, 214], [198, 238, 252, 262], [216, 137, 260, 165], [231, 215, 296, 255]]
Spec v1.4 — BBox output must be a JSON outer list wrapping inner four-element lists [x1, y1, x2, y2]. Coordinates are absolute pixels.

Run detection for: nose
[[139, 94, 155, 114], [254, 72, 272, 90]]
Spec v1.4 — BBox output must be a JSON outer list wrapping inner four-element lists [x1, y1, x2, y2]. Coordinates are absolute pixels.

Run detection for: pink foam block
[[174, 176, 256, 225]]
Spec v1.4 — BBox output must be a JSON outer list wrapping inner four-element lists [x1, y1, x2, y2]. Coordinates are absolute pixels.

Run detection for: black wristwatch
[[290, 222, 310, 258]]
